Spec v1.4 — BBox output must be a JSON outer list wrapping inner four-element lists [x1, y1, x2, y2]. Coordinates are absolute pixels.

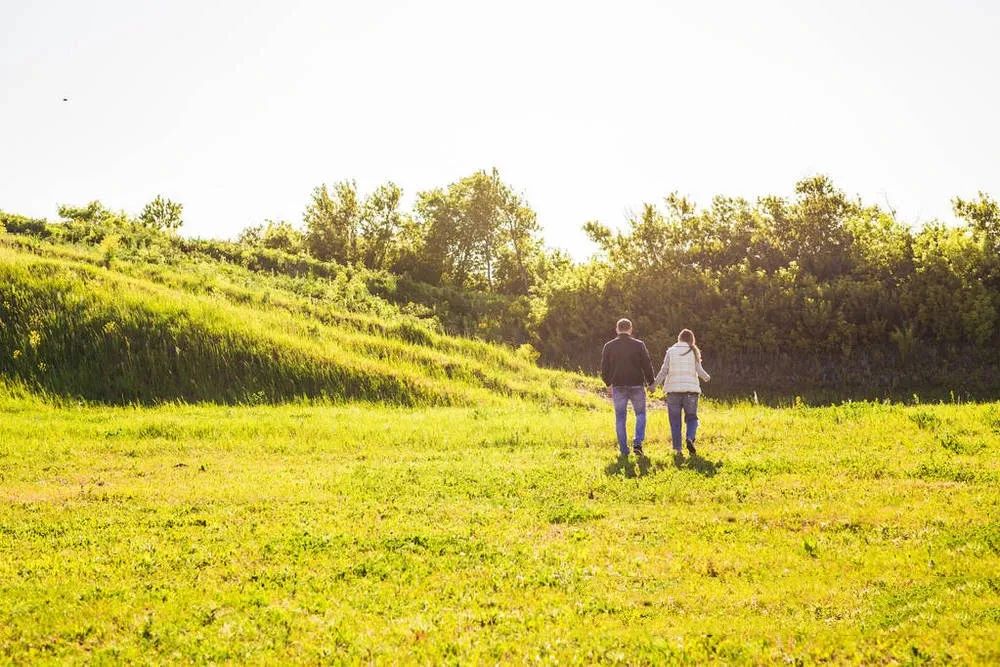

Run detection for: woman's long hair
[[678, 329, 702, 362]]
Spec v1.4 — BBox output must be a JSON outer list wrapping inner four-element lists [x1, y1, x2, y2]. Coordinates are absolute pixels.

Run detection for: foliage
[[137, 195, 184, 232], [55, 200, 130, 244], [3, 173, 1000, 399], [954, 192, 1000, 257], [303, 180, 419, 273], [53, 199, 177, 255], [533, 176, 1000, 398], [238, 219, 305, 254], [0, 210, 49, 237], [304, 180, 361, 264], [359, 182, 406, 271], [410, 168, 545, 294]]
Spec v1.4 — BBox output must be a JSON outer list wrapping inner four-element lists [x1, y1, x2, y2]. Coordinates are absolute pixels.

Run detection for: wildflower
[[28, 330, 41, 349], [12, 349, 21, 360], [37, 361, 47, 372], [103, 321, 118, 334]]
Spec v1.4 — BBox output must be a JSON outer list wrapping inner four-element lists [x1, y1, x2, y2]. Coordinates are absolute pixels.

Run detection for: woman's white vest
[[663, 343, 703, 393]]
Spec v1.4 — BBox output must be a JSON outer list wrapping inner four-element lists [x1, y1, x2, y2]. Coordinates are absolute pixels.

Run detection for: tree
[[304, 181, 360, 263], [583, 219, 613, 253], [412, 169, 544, 294], [359, 182, 404, 271], [56, 200, 132, 244], [240, 220, 304, 254], [954, 192, 1000, 252], [905, 224, 995, 345], [953, 192, 1000, 288], [845, 205, 913, 282], [413, 185, 475, 286], [772, 176, 855, 279], [58, 201, 121, 225], [0, 211, 48, 237], [493, 190, 543, 295], [138, 195, 183, 232]]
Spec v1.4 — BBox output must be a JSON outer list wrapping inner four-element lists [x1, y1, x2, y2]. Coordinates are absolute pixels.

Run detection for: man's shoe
[[633, 445, 644, 457], [686, 439, 697, 455]]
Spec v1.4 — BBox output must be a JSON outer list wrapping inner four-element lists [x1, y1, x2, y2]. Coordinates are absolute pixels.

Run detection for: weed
[[908, 410, 941, 430]]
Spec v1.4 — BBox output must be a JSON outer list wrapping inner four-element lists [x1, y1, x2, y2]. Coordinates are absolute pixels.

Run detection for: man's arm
[[640, 342, 655, 385], [600, 343, 612, 387]]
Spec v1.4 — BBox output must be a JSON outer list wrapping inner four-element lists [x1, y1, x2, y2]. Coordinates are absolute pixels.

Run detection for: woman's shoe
[[686, 439, 697, 455]]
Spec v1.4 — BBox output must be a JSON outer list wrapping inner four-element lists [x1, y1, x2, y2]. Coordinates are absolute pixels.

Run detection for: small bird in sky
[[62, 98, 68, 102]]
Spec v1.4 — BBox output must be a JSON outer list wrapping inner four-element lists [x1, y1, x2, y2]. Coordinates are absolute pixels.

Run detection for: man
[[600, 318, 655, 457]]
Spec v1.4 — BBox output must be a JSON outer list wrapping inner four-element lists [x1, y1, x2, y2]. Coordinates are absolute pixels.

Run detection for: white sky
[[2, 0, 998, 258]]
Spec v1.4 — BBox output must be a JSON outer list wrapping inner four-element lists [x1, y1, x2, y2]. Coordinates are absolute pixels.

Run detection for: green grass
[[2, 393, 998, 663], [0, 238, 599, 406]]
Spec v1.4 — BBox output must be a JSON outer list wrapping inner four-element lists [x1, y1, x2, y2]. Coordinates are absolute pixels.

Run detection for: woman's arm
[[653, 351, 670, 386], [696, 360, 711, 382]]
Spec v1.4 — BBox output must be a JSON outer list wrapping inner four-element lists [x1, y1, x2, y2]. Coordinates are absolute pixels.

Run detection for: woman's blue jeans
[[612, 386, 646, 455], [666, 392, 699, 451]]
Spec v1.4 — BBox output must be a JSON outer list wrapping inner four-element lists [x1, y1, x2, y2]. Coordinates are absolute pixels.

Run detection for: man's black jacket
[[600, 334, 655, 387]]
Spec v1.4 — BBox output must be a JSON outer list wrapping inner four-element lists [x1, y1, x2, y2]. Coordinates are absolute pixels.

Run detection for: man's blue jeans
[[666, 392, 699, 452], [612, 385, 646, 455]]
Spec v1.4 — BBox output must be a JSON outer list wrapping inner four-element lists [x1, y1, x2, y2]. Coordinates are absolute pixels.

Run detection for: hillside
[[0, 234, 601, 406]]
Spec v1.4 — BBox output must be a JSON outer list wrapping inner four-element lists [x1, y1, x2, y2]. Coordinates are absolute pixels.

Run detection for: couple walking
[[600, 318, 710, 458]]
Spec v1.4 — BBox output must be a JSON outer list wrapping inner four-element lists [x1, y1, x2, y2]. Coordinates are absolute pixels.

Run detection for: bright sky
[[2, 0, 998, 258]]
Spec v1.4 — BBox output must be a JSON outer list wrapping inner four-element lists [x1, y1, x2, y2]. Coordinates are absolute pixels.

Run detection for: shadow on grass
[[603, 452, 723, 479], [603, 454, 669, 478], [677, 453, 723, 477]]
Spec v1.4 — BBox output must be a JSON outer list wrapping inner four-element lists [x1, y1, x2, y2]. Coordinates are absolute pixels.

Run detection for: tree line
[[3, 171, 998, 399], [534, 177, 999, 399], [239, 169, 563, 298]]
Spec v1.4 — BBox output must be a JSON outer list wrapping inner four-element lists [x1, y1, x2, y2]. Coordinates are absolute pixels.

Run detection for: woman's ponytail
[[678, 328, 702, 363]]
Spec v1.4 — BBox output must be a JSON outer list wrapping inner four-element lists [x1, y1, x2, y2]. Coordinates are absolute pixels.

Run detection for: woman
[[654, 329, 711, 456]]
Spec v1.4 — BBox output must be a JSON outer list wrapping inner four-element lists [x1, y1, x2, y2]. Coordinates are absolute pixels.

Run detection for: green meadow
[[2, 392, 998, 663], [1, 230, 999, 663]]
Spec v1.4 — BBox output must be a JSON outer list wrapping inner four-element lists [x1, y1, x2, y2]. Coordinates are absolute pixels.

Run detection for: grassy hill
[[1, 394, 997, 662], [0, 234, 600, 406]]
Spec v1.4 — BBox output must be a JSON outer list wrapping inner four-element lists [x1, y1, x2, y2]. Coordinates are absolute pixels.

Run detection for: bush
[[0, 211, 49, 237]]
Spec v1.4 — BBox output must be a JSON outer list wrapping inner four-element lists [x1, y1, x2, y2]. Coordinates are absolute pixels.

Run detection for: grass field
[[2, 390, 998, 663]]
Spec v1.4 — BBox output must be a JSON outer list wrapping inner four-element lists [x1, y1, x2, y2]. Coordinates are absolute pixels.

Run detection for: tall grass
[[0, 242, 601, 406]]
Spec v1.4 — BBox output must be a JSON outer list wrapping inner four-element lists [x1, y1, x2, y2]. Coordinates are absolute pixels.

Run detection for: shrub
[[0, 211, 49, 237]]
